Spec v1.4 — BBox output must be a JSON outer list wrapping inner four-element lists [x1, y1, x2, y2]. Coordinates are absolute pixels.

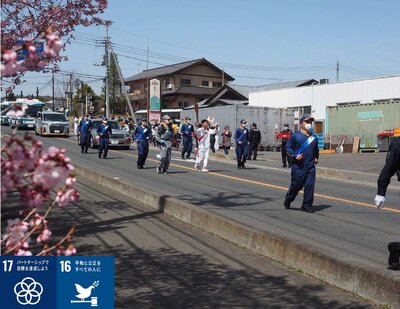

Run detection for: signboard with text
[[148, 78, 161, 123], [0, 256, 114, 309]]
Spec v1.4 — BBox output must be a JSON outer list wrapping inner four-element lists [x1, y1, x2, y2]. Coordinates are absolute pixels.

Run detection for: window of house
[[184, 102, 189, 107], [178, 101, 184, 108], [202, 80, 209, 87], [212, 81, 222, 88], [161, 79, 168, 89], [180, 78, 191, 85]]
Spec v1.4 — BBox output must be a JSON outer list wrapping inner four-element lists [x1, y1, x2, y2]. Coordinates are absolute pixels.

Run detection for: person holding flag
[[133, 118, 152, 169], [284, 114, 319, 213], [97, 117, 112, 159], [235, 119, 250, 169]]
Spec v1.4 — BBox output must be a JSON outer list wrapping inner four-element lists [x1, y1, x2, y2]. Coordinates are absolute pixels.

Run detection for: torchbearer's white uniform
[[195, 127, 210, 171]]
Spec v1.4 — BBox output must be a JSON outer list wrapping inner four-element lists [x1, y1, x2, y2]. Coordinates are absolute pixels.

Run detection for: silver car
[[88, 119, 131, 150], [35, 111, 70, 136]]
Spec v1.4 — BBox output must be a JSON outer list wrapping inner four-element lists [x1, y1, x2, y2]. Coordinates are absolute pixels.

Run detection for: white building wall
[[249, 76, 400, 121]]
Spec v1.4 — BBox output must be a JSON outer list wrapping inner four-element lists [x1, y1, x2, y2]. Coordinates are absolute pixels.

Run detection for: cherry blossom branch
[[4, 202, 54, 254], [36, 226, 76, 256]]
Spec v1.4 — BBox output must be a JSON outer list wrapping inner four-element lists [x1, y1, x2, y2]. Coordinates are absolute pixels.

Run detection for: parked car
[[9, 99, 45, 130], [1, 113, 10, 126], [35, 111, 69, 136], [85, 119, 131, 150]]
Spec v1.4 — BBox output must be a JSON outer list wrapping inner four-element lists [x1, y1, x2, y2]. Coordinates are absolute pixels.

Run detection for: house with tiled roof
[[124, 58, 234, 110]]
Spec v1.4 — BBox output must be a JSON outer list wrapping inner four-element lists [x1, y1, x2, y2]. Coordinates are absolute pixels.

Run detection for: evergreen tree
[[107, 53, 126, 114], [73, 82, 101, 116]]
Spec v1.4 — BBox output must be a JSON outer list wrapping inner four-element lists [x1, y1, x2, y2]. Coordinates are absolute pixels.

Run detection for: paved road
[[4, 176, 371, 308], [3, 127, 399, 271]]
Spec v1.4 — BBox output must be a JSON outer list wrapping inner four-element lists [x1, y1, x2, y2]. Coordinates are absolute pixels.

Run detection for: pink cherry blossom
[[65, 244, 77, 256], [37, 229, 52, 244], [1, 0, 109, 83], [3, 219, 30, 250], [16, 249, 33, 256]]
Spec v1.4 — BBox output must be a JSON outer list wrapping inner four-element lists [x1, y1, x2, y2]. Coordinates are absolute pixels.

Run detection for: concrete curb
[[75, 164, 400, 308]]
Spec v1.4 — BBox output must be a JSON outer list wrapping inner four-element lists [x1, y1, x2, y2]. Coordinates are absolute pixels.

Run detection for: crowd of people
[[73, 111, 400, 270]]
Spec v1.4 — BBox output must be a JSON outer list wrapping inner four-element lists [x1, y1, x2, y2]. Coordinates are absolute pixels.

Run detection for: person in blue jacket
[[78, 114, 92, 154], [235, 119, 250, 169], [180, 116, 194, 159], [284, 114, 319, 213], [97, 117, 112, 159], [133, 118, 152, 169]]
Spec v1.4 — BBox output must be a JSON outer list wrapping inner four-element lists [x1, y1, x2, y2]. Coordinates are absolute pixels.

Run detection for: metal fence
[[181, 105, 295, 149]]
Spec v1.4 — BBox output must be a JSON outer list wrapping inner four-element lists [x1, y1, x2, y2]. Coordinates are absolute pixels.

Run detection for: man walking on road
[[194, 119, 211, 172], [235, 119, 250, 169], [78, 114, 92, 154], [133, 118, 152, 169], [279, 123, 293, 168], [97, 117, 112, 159], [374, 136, 400, 270], [180, 116, 194, 159], [155, 115, 173, 174], [284, 114, 319, 213], [248, 122, 261, 161]]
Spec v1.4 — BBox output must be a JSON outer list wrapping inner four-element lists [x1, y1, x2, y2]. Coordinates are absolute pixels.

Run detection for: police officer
[[374, 136, 400, 270], [248, 123, 261, 160], [235, 119, 250, 169], [133, 118, 152, 169], [180, 116, 194, 159], [97, 117, 112, 159], [284, 114, 319, 213], [78, 114, 92, 154], [280, 123, 293, 167]]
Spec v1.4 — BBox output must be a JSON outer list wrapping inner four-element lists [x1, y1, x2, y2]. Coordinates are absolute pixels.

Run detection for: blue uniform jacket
[[79, 119, 92, 137], [180, 123, 194, 139], [133, 126, 152, 146], [286, 131, 319, 170], [97, 124, 112, 140], [235, 127, 250, 145]]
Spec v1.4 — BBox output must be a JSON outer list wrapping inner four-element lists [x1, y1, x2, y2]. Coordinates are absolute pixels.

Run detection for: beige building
[[124, 58, 234, 110]]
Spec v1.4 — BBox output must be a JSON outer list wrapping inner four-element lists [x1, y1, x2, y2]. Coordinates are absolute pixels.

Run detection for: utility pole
[[110, 46, 138, 126], [336, 60, 339, 83], [104, 25, 110, 118], [146, 40, 149, 70], [36, 87, 39, 99], [85, 93, 88, 115], [52, 71, 55, 110], [69, 73, 73, 112]]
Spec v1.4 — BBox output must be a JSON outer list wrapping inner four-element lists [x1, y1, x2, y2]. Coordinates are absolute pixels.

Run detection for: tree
[[6, 92, 17, 101], [74, 82, 101, 115], [1, 0, 109, 91], [108, 53, 126, 114]]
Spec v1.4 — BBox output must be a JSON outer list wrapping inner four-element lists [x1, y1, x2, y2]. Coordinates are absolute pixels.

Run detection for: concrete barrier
[[75, 164, 400, 308]]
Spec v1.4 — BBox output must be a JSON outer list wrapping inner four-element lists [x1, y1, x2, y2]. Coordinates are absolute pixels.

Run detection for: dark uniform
[[180, 122, 194, 159], [78, 118, 92, 154], [134, 123, 152, 169], [284, 131, 319, 212], [97, 122, 112, 159], [376, 136, 400, 270], [280, 125, 293, 167], [235, 125, 250, 168], [248, 125, 261, 160], [377, 136, 400, 196]]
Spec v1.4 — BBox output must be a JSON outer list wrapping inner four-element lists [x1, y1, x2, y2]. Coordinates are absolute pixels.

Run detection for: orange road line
[[59, 137, 400, 214]]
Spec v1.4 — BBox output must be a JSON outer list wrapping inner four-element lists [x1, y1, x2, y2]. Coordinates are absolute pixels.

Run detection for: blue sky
[[4, 0, 400, 98]]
